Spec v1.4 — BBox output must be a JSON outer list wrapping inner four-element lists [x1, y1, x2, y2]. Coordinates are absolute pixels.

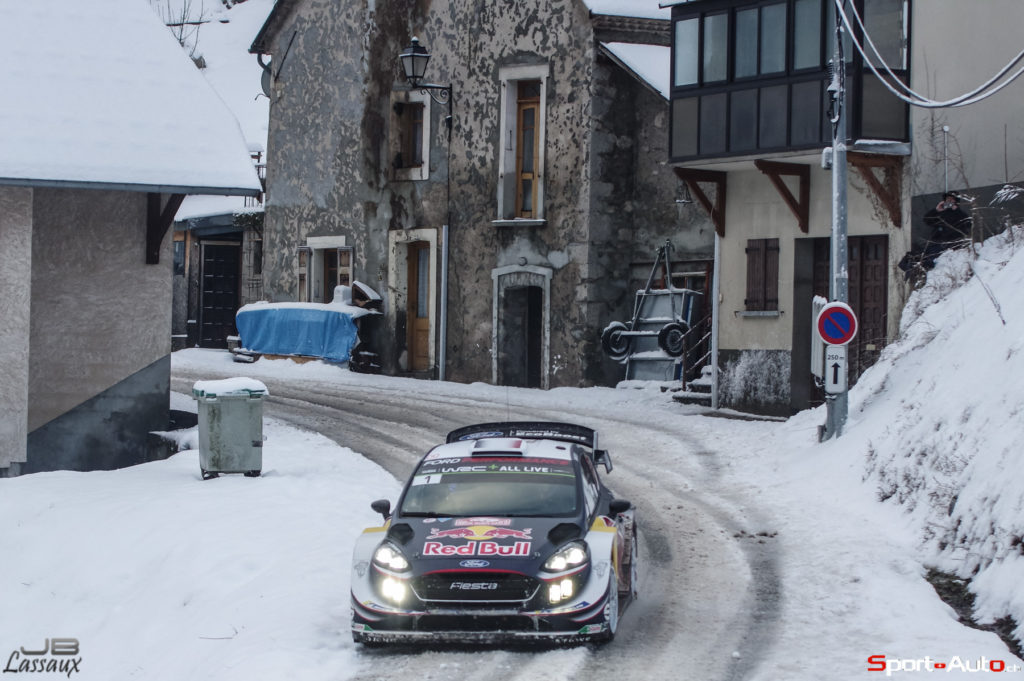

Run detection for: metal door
[[199, 242, 241, 348]]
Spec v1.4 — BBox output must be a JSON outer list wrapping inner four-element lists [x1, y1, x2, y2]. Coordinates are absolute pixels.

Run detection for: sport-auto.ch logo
[[868, 654, 1022, 675], [4, 638, 81, 678]]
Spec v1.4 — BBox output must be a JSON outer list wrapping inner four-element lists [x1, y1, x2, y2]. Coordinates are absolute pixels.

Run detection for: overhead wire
[[833, 0, 1024, 109], [843, 0, 1024, 106]]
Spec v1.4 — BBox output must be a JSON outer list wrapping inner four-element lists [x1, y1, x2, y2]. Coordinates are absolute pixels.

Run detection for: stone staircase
[[672, 364, 714, 406]]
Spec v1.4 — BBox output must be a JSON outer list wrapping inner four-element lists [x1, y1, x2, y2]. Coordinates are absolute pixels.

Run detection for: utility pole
[[823, 0, 849, 440]]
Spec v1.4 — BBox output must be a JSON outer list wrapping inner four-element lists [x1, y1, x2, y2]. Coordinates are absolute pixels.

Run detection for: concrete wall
[[909, 1, 1024, 198], [0, 187, 32, 470], [259, 0, 710, 388], [26, 188, 172, 472]]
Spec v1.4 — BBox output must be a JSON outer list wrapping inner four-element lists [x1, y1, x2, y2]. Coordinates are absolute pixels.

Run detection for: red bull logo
[[429, 525, 532, 541], [482, 527, 532, 539], [424, 524, 533, 558], [427, 527, 477, 539], [423, 540, 531, 557]]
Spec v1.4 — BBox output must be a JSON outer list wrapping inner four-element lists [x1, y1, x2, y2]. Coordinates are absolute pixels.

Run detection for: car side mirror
[[609, 498, 631, 516], [594, 449, 613, 473], [370, 498, 391, 521]]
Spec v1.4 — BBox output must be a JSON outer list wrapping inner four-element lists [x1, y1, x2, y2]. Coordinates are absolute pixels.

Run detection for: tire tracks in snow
[[171, 368, 781, 680]]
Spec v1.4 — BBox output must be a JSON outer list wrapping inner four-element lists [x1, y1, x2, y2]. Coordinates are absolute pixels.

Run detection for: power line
[[834, 0, 1024, 109]]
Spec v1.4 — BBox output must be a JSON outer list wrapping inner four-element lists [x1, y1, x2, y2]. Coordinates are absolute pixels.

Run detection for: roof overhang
[[250, 0, 300, 53], [0, 177, 261, 197]]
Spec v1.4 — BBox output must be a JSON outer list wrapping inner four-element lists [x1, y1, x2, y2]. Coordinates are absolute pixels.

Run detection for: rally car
[[350, 421, 638, 644]]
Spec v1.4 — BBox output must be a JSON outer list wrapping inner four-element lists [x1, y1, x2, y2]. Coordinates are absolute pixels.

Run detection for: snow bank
[[0, 420, 399, 680], [836, 226, 1024, 642]]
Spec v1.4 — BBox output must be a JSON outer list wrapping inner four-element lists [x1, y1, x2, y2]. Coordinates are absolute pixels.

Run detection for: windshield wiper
[[400, 511, 455, 518]]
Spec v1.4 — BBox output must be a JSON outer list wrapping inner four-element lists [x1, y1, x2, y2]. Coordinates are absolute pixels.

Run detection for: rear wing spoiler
[[446, 421, 597, 449], [446, 422, 613, 472]]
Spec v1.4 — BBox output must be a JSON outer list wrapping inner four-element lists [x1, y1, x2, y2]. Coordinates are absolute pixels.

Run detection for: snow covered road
[[170, 363, 780, 681], [5, 330, 1017, 681]]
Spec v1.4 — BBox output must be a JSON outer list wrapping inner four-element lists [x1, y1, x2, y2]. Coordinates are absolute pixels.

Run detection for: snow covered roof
[[175, 0, 274, 221], [600, 43, 671, 100], [583, 0, 671, 20], [0, 0, 261, 196]]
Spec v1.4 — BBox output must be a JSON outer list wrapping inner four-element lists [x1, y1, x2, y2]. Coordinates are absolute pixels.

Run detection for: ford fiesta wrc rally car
[[350, 422, 638, 644]]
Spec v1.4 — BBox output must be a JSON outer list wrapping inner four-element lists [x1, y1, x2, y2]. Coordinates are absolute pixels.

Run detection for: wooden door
[[406, 242, 431, 371], [812, 235, 888, 383]]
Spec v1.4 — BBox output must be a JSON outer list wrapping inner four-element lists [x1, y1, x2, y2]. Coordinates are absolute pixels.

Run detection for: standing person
[[898, 192, 972, 284], [923, 192, 971, 247]]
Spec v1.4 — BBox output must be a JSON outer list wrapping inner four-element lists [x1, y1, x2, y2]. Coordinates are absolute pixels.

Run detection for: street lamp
[[399, 37, 451, 107], [397, 36, 453, 382]]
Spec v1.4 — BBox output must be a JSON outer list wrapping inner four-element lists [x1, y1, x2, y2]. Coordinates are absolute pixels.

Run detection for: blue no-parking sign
[[816, 302, 858, 346]]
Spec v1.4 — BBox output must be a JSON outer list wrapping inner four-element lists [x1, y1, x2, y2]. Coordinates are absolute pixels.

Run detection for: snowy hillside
[[793, 223, 1024, 647]]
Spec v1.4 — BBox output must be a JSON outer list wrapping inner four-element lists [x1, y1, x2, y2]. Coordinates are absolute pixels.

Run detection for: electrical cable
[[833, 0, 1024, 109], [840, 0, 1024, 106]]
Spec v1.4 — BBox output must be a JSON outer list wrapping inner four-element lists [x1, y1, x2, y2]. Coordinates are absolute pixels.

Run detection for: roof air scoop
[[471, 438, 525, 456]]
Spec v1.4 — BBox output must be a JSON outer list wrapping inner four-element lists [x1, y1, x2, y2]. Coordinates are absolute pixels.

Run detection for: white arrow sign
[[824, 344, 847, 394]]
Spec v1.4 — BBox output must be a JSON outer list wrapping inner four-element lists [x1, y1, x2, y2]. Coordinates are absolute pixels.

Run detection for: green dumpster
[[192, 378, 268, 480]]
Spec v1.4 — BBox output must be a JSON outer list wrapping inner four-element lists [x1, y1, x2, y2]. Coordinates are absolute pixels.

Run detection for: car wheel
[[601, 321, 631, 361], [598, 573, 619, 643], [657, 321, 688, 357]]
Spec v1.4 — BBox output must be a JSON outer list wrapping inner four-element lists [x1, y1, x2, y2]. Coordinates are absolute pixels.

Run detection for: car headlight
[[372, 541, 410, 573], [542, 540, 589, 573]]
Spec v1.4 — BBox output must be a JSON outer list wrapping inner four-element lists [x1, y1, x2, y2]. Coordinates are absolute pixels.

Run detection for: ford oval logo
[[459, 559, 490, 568]]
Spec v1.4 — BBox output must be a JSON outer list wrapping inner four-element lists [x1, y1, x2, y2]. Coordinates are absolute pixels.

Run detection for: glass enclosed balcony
[[669, 0, 909, 162]]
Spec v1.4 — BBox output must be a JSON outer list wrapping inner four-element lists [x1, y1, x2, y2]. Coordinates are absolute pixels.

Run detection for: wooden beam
[[847, 152, 903, 228], [146, 193, 186, 264], [673, 168, 727, 237], [754, 159, 810, 233]]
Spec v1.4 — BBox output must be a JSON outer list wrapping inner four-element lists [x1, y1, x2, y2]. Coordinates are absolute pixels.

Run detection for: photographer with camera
[[923, 192, 971, 245]]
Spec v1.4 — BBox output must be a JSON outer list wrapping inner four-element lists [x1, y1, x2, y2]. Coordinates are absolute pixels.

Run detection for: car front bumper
[[350, 595, 614, 644]]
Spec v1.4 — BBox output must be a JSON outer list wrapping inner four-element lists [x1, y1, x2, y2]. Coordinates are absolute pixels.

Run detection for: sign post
[[815, 302, 857, 439]]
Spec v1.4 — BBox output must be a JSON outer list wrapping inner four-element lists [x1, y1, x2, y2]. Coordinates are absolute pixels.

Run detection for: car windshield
[[399, 455, 579, 517]]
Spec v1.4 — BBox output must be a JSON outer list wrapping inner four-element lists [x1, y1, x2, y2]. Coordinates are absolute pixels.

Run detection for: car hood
[[387, 515, 585, 576]]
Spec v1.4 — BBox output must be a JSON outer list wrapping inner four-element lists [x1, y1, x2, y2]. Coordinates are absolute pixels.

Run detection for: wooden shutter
[[764, 238, 779, 311], [745, 238, 779, 311], [745, 239, 765, 310]]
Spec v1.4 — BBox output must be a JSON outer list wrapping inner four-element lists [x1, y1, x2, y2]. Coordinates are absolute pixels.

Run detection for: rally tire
[[598, 574, 620, 643]]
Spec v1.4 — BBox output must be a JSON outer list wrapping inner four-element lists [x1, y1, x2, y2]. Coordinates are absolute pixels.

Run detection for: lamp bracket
[[417, 83, 451, 106]]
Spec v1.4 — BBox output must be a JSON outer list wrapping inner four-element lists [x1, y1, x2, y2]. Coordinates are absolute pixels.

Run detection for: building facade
[[667, 0, 1024, 414], [0, 0, 261, 475], [250, 0, 715, 389]]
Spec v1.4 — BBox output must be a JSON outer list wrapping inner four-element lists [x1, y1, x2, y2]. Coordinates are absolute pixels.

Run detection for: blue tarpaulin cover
[[236, 304, 361, 363]]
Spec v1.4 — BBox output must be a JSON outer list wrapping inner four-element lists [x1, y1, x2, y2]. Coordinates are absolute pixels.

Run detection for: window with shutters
[[390, 90, 430, 182], [515, 81, 541, 219], [495, 64, 548, 225], [296, 247, 311, 302], [745, 238, 780, 311]]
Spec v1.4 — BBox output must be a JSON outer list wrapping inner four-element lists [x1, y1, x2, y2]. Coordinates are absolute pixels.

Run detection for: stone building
[[249, 0, 714, 388]]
